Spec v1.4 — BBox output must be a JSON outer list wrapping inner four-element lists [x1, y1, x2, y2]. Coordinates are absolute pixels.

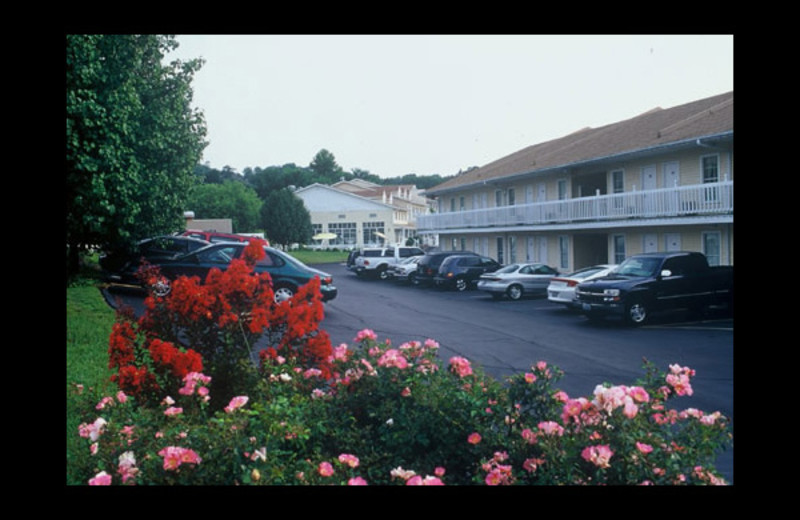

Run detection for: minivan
[[414, 251, 478, 286]]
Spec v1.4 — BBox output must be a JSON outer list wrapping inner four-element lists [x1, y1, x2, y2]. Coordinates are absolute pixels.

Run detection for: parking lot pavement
[[324, 263, 734, 484]]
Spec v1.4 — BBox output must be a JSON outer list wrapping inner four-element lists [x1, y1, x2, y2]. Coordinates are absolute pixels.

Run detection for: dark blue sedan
[[151, 242, 337, 303]]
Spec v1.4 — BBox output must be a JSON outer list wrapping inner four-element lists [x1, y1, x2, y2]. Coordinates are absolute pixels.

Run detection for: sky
[[165, 34, 733, 179]]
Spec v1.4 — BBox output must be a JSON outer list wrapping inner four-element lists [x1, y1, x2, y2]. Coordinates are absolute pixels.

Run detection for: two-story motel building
[[417, 91, 733, 272]]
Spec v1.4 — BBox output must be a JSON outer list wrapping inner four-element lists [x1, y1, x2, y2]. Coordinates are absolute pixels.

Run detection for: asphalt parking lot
[[102, 260, 734, 483], [323, 262, 734, 484]]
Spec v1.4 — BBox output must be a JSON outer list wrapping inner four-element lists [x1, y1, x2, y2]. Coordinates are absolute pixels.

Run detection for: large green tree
[[187, 181, 263, 233], [260, 188, 312, 249], [66, 34, 207, 277], [308, 149, 344, 184]]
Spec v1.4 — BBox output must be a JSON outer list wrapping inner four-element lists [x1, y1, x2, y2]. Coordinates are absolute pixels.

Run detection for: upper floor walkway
[[418, 181, 733, 232]]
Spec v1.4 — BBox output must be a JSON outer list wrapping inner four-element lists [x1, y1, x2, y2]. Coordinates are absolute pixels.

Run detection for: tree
[[66, 34, 206, 278], [308, 149, 344, 184], [187, 181, 263, 233], [244, 164, 313, 200], [260, 188, 313, 249]]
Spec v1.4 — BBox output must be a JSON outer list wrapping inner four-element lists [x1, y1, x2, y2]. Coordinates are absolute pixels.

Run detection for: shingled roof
[[428, 91, 733, 195]]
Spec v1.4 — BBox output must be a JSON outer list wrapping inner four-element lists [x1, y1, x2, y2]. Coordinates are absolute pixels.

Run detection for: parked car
[[352, 246, 425, 279], [547, 264, 618, 309], [181, 230, 269, 245], [435, 255, 502, 291], [414, 251, 478, 286], [101, 235, 211, 286], [346, 250, 361, 272], [389, 256, 422, 283], [146, 242, 337, 303], [576, 251, 733, 325], [477, 263, 560, 300]]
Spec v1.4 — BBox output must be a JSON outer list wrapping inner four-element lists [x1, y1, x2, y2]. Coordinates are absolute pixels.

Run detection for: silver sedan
[[477, 263, 560, 300], [547, 264, 618, 308]]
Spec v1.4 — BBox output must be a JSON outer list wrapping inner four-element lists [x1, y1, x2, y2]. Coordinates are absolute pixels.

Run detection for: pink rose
[[318, 461, 334, 477], [224, 396, 249, 413], [581, 444, 614, 469], [338, 453, 360, 468], [88, 471, 112, 485], [449, 356, 473, 378]]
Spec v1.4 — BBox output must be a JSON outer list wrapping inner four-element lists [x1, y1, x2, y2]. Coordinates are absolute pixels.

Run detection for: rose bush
[[73, 248, 732, 485]]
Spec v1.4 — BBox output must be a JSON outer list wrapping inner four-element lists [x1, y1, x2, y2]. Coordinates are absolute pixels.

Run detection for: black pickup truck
[[575, 252, 733, 325]]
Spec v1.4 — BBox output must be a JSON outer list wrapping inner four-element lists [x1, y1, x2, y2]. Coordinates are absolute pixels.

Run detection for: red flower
[[241, 239, 267, 265], [149, 339, 203, 379], [108, 321, 137, 370], [112, 364, 158, 398]]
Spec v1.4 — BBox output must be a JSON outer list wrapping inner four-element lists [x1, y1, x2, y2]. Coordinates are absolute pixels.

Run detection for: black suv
[[434, 255, 501, 291], [414, 251, 478, 286]]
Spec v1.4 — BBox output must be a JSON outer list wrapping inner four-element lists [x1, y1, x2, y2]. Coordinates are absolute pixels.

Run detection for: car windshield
[[614, 257, 661, 277], [496, 264, 521, 274]]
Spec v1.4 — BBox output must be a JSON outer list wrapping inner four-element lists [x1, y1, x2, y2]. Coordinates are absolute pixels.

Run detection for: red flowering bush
[[107, 308, 201, 404], [109, 239, 332, 409]]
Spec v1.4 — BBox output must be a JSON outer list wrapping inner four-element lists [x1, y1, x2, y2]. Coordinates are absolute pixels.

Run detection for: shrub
[[72, 247, 732, 485]]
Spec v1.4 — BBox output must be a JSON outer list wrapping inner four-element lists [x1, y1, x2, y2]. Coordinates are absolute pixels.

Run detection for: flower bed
[[71, 240, 731, 485]]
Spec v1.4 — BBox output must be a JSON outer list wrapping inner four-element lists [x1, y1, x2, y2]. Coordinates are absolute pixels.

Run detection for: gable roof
[[293, 183, 395, 212], [428, 91, 733, 195]]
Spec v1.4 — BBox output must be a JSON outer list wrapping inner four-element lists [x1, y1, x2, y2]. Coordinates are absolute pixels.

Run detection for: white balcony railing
[[418, 181, 733, 232]]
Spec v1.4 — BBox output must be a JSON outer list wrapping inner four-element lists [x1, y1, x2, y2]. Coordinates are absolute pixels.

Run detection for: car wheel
[[625, 300, 649, 326], [455, 277, 468, 292], [151, 278, 171, 298], [407, 273, 417, 285], [378, 267, 390, 280], [506, 284, 523, 301], [274, 285, 296, 303]]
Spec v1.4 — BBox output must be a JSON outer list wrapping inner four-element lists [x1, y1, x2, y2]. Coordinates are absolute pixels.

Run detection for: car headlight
[[603, 289, 620, 297]]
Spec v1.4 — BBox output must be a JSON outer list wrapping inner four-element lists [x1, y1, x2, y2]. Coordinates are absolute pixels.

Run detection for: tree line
[[188, 150, 455, 248]]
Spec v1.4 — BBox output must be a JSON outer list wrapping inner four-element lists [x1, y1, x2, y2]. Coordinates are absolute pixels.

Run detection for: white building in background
[[294, 183, 397, 249], [295, 180, 435, 249]]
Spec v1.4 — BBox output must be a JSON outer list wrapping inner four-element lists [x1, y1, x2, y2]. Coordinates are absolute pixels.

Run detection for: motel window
[[703, 231, 722, 266], [702, 155, 719, 183], [559, 236, 569, 270], [613, 235, 626, 264], [509, 236, 517, 263], [496, 237, 504, 264], [702, 155, 720, 202], [612, 170, 624, 193], [558, 180, 568, 200]]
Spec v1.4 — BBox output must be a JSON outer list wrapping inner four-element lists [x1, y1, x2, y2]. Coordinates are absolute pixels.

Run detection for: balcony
[[418, 181, 733, 232]]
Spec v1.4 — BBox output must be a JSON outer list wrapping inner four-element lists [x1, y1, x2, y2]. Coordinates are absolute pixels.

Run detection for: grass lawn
[[66, 283, 118, 485], [289, 248, 349, 265]]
